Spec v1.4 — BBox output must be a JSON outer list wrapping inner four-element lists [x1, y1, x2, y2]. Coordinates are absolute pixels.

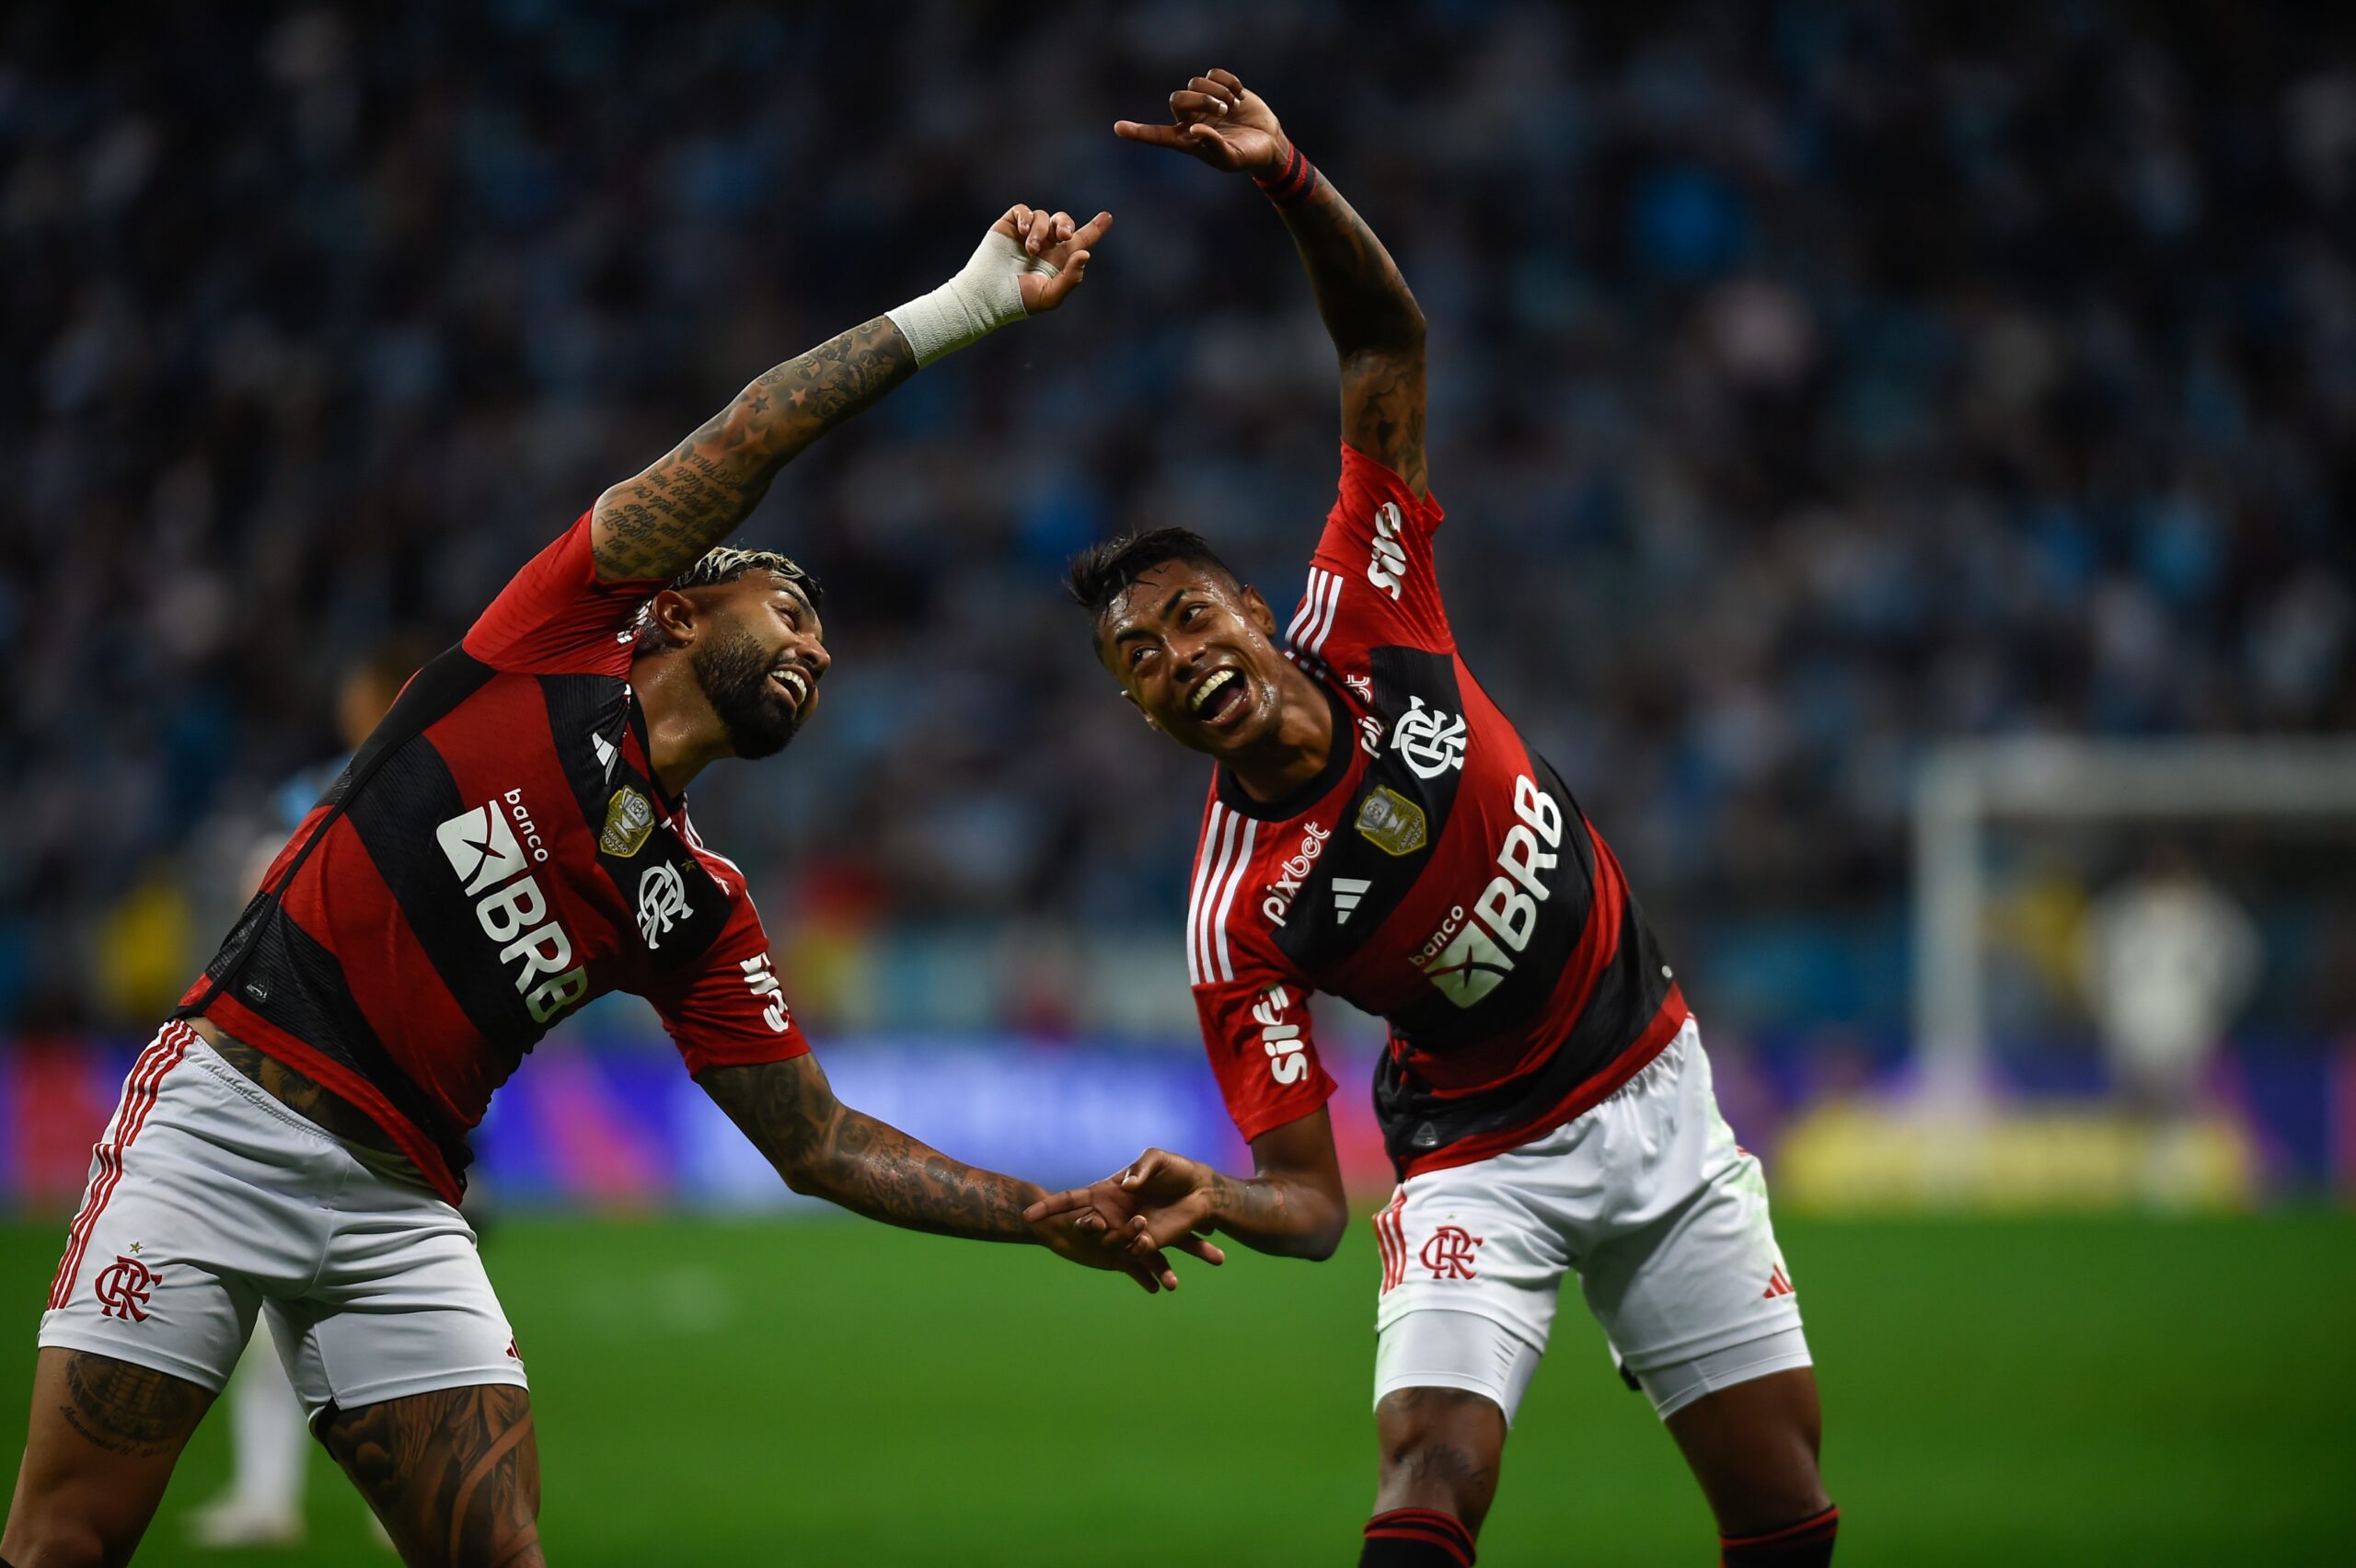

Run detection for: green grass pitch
[[3, 1209, 2350, 1564]]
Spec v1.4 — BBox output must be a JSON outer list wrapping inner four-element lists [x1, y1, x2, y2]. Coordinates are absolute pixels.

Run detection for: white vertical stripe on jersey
[[1184, 801, 1227, 986], [1309, 567, 1344, 656], [1195, 807, 1244, 986], [1210, 817, 1258, 983], [1284, 570, 1324, 651]]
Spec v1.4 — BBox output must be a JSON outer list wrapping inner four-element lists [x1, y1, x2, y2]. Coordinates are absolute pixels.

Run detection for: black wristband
[[1253, 144, 1318, 208]]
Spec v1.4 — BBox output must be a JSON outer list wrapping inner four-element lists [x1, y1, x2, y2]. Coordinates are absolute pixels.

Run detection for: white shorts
[[1371, 1020, 1808, 1424], [38, 1023, 525, 1423]]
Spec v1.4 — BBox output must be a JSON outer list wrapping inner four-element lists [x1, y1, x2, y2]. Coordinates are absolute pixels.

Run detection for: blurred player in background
[[1041, 71, 1834, 1566], [187, 639, 432, 1551], [2079, 847, 2260, 1203], [4, 201, 1226, 1568]]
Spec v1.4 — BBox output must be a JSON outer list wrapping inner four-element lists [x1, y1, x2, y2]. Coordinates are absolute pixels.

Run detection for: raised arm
[[590, 204, 1112, 582], [1116, 68, 1427, 496], [697, 1054, 1218, 1290]]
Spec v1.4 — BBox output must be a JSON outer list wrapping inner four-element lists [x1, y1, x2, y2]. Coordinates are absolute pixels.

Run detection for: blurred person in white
[[2078, 847, 2261, 1202]]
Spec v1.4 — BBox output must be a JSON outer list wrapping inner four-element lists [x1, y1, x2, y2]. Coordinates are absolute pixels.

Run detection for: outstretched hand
[[1028, 1198, 1221, 1295], [987, 205, 1112, 314], [1114, 67, 1292, 178], [1027, 1148, 1226, 1263]]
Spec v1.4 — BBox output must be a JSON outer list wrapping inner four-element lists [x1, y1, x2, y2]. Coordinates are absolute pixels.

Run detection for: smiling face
[[683, 570, 830, 759], [1097, 559, 1291, 756]]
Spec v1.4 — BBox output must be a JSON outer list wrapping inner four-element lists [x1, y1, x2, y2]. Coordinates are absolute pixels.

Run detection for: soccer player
[[5, 201, 1218, 1568], [1038, 72, 1836, 1566]]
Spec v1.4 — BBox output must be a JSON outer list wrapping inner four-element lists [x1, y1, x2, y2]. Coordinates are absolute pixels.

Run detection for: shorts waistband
[[182, 1038, 349, 1149]]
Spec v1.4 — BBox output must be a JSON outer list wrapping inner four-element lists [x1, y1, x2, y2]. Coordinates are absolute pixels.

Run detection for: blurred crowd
[[3, 1, 2351, 1039]]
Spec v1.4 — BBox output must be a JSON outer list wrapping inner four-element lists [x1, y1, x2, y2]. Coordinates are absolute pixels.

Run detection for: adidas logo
[[1762, 1265, 1796, 1300], [1334, 878, 1371, 924]]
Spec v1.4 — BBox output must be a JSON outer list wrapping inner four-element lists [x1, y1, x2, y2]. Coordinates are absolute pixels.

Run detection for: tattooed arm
[[696, 1055, 1219, 1289], [1024, 1108, 1350, 1262], [590, 203, 1112, 583], [1116, 67, 1427, 495]]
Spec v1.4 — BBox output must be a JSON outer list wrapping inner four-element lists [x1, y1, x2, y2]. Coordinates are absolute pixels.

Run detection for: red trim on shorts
[[1397, 987, 1691, 1182], [48, 1024, 195, 1310], [1373, 1189, 1408, 1294]]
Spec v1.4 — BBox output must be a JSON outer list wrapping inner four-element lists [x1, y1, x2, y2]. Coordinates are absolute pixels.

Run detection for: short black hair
[[633, 546, 825, 655], [1062, 527, 1242, 627]]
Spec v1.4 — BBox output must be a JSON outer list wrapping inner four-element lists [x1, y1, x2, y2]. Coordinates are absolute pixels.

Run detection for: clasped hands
[[1024, 1149, 1227, 1295]]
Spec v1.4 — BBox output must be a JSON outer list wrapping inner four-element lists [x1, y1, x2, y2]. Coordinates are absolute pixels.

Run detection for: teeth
[[772, 669, 807, 706], [1190, 668, 1236, 715]]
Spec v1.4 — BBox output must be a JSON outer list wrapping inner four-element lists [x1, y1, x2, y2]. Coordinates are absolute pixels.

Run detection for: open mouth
[[769, 665, 811, 715], [1188, 667, 1251, 730]]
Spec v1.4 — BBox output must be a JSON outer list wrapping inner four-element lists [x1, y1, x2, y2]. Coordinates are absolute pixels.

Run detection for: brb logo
[[740, 952, 790, 1032], [1410, 774, 1565, 1008], [636, 863, 693, 950], [1420, 1226, 1483, 1280], [1260, 822, 1332, 928], [1254, 984, 1311, 1085], [1390, 697, 1466, 779], [436, 791, 587, 1025], [94, 1255, 164, 1320], [1366, 502, 1410, 599]]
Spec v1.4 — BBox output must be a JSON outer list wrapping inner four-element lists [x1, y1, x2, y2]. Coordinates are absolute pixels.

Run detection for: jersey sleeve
[[1287, 443, 1452, 666], [1193, 968, 1337, 1144], [462, 512, 666, 677], [642, 889, 814, 1076]]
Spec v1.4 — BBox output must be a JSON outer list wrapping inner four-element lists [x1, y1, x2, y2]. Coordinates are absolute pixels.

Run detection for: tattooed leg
[[318, 1384, 544, 1568], [1371, 1386, 1507, 1538], [2, 1348, 215, 1567]]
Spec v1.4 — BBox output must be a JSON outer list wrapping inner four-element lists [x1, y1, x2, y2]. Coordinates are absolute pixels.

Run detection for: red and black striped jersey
[[177, 515, 811, 1204], [1186, 445, 1689, 1178]]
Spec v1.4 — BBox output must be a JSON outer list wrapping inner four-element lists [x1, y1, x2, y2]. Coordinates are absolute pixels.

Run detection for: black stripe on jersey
[[1265, 650, 1467, 973], [179, 645, 494, 1022], [1381, 754, 1598, 1052], [207, 891, 467, 1179], [343, 732, 550, 1047], [1372, 886, 1674, 1172], [537, 674, 731, 973]]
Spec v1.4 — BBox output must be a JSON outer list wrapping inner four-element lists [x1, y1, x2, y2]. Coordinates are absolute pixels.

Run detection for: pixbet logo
[[1420, 1226, 1484, 1280], [1366, 502, 1409, 599], [435, 792, 587, 1025], [1410, 774, 1564, 1008], [94, 1255, 163, 1320], [740, 952, 790, 1032], [1254, 984, 1310, 1085], [1260, 822, 1332, 928]]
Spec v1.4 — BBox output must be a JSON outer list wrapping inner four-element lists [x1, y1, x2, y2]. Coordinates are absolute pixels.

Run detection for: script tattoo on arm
[[56, 1350, 209, 1458], [1276, 174, 1429, 495], [589, 316, 918, 583], [698, 1055, 1042, 1241]]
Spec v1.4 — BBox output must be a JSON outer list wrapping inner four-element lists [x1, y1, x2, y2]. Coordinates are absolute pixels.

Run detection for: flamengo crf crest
[[1391, 696, 1466, 779], [636, 862, 693, 949], [1355, 787, 1427, 857], [600, 787, 656, 857], [94, 1255, 163, 1320]]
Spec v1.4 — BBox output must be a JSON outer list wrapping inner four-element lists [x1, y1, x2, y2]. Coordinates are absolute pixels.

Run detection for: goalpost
[[1911, 734, 2356, 1109]]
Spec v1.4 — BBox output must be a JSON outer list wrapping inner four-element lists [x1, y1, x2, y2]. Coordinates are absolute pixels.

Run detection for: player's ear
[[1118, 685, 1161, 732], [645, 588, 699, 648], [1242, 584, 1277, 638]]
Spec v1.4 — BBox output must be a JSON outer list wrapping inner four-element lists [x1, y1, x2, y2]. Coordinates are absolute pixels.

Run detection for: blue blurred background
[[4, 0, 2353, 1210]]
